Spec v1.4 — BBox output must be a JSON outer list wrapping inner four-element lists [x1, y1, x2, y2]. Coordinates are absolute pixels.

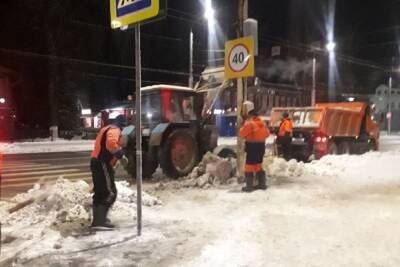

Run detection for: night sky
[[0, 0, 399, 130]]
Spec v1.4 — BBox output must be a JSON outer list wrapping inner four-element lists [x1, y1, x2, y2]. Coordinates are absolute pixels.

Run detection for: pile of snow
[[0, 178, 161, 265], [156, 152, 238, 190], [263, 156, 305, 178], [0, 139, 94, 154]]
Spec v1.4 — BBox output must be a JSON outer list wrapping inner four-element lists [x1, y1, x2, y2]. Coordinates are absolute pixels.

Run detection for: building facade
[[370, 84, 400, 131]]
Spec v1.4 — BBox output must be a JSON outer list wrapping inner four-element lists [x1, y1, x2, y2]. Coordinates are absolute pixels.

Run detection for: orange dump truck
[[270, 102, 380, 161]]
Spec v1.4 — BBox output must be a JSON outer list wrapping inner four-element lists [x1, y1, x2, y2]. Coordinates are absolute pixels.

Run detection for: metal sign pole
[[135, 23, 143, 236]]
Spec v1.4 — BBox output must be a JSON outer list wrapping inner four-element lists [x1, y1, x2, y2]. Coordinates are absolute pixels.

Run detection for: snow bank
[[0, 139, 94, 154], [0, 178, 161, 265], [304, 151, 400, 185]]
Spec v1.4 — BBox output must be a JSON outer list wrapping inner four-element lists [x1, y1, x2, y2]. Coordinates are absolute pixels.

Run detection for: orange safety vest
[[278, 118, 293, 137], [91, 125, 122, 164], [239, 116, 270, 142]]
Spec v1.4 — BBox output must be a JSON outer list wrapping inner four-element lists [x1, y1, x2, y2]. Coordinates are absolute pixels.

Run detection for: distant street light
[[326, 41, 336, 53], [0, 97, 5, 104]]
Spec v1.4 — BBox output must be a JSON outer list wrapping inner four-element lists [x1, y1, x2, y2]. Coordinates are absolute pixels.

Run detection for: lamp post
[[311, 56, 316, 106], [310, 41, 335, 106], [326, 41, 336, 102], [189, 29, 194, 88], [388, 75, 393, 135], [188, 0, 215, 88]]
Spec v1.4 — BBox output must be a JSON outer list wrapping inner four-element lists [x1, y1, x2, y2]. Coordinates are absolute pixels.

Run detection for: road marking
[[2, 163, 89, 174], [1, 172, 92, 183], [1, 177, 92, 189], [2, 163, 50, 169], [2, 169, 82, 178], [3, 156, 90, 163]]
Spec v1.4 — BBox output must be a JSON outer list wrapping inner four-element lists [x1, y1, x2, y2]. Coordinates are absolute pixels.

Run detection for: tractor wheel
[[125, 150, 158, 179], [160, 129, 199, 178], [328, 142, 338, 155], [338, 141, 351, 155]]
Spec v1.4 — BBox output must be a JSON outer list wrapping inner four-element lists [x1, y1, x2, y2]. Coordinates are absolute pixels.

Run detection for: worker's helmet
[[113, 114, 127, 129], [242, 101, 255, 115], [282, 112, 289, 118]]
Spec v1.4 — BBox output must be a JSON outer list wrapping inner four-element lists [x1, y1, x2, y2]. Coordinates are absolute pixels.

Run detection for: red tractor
[[120, 84, 218, 178]]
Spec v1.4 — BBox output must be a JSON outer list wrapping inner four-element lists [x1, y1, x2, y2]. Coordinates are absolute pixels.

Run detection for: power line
[[83, 73, 183, 86], [259, 36, 389, 71], [70, 20, 206, 47], [0, 47, 196, 77]]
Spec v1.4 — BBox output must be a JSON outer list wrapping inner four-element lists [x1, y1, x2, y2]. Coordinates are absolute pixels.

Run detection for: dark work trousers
[[245, 142, 266, 169], [90, 158, 117, 207], [279, 135, 293, 161]]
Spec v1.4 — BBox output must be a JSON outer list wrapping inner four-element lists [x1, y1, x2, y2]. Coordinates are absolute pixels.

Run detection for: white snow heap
[[263, 156, 304, 178], [116, 180, 162, 206], [0, 178, 162, 264]]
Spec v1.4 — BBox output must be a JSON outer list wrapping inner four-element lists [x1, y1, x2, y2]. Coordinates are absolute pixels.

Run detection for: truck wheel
[[368, 140, 377, 152], [125, 150, 158, 179], [338, 142, 351, 155], [328, 142, 338, 155], [160, 129, 199, 178]]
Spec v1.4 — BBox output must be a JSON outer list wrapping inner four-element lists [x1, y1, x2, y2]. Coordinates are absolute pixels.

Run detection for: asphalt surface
[[1, 151, 93, 198]]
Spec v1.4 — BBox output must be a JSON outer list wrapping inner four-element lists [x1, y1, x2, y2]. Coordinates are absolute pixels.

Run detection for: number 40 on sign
[[224, 36, 255, 80]]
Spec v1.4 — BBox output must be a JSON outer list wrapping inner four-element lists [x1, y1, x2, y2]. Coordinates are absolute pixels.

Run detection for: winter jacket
[[278, 118, 293, 137], [91, 125, 123, 165], [239, 116, 270, 142]]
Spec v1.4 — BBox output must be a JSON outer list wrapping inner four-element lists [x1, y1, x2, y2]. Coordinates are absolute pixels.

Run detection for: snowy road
[[1, 152, 131, 198], [2, 136, 400, 266], [1, 152, 92, 198]]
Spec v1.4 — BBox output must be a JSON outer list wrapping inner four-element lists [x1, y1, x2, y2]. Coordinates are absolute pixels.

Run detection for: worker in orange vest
[[90, 114, 128, 229], [239, 101, 270, 192], [278, 112, 294, 161]]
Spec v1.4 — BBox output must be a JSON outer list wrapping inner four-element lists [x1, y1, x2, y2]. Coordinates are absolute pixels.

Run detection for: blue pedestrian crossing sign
[[110, 0, 160, 29]]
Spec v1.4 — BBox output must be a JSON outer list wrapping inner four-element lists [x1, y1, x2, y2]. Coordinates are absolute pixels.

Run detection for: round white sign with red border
[[228, 43, 250, 72]]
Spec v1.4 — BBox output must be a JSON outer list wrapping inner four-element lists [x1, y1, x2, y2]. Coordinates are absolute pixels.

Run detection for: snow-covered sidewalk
[[0, 139, 94, 154]]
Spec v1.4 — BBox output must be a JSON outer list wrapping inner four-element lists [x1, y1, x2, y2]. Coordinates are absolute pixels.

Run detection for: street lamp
[[326, 41, 336, 102], [188, 0, 216, 88], [204, 0, 215, 25], [326, 41, 336, 53], [310, 41, 336, 106]]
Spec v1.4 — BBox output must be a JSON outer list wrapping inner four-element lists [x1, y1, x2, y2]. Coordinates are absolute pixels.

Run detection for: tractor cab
[[138, 85, 198, 130]]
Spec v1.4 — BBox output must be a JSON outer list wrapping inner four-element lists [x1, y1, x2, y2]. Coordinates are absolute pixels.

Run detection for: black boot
[[242, 172, 254, 192], [91, 204, 115, 229], [256, 171, 267, 190]]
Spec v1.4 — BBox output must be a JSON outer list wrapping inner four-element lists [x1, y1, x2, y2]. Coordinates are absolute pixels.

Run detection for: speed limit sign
[[225, 36, 255, 79]]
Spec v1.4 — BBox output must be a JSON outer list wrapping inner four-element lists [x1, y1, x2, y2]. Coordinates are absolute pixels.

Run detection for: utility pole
[[388, 75, 393, 135], [311, 56, 316, 106], [189, 29, 194, 88], [236, 0, 248, 179]]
